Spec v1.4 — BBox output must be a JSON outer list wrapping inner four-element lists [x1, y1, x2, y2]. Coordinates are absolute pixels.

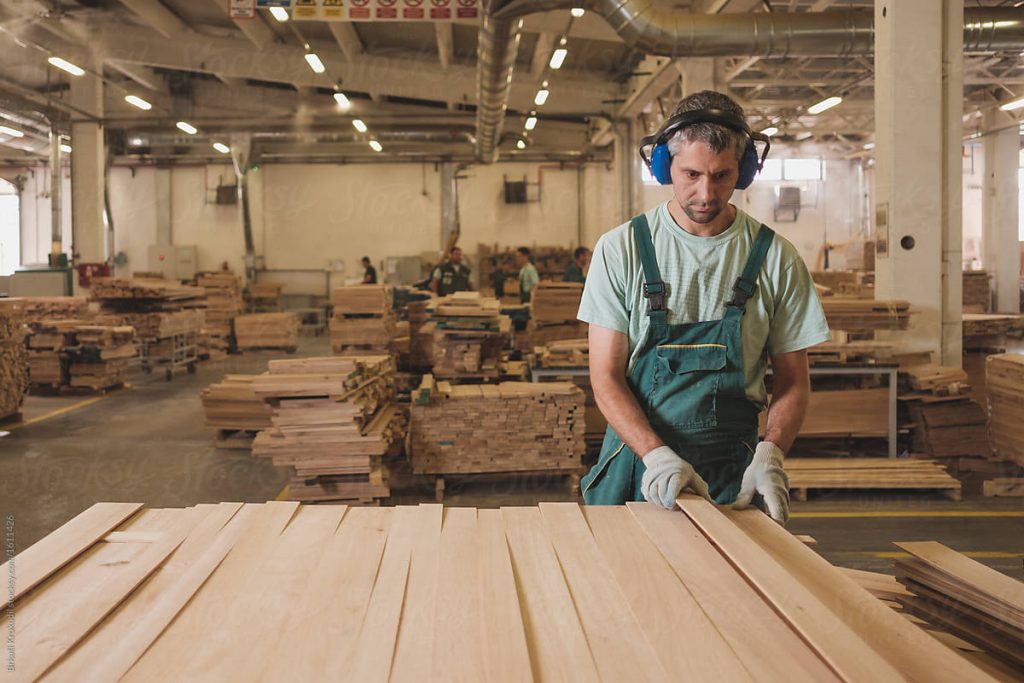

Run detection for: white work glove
[[733, 441, 790, 525], [640, 446, 711, 509]]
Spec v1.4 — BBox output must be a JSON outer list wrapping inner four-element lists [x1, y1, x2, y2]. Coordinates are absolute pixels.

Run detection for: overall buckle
[[726, 276, 757, 309], [643, 281, 667, 314]]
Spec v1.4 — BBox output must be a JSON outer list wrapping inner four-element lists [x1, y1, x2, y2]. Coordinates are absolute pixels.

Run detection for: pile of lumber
[[197, 272, 242, 359], [4, 498, 997, 682], [523, 319, 587, 351], [895, 540, 1024, 670], [65, 323, 136, 391], [0, 299, 27, 419], [91, 277, 206, 342], [962, 313, 1024, 344], [115, 309, 203, 341], [982, 477, 1024, 497], [812, 270, 874, 298], [91, 277, 205, 301], [822, 298, 910, 331], [429, 292, 510, 380], [234, 312, 298, 351], [786, 458, 961, 501], [251, 356, 403, 504], [766, 388, 889, 439], [200, 375, 274, 445], [478, 243, 574, 287], [962, 270, 991, 313], [407, 298, 434, 367], [536, 338, 589, 368], [986, 353, 1024, 467], [530, 281, 584, 321], [410, 375, 585, 474], [329, 285, 398, 355], [25, 319, 81, 388], [19, 296, 89, 323]]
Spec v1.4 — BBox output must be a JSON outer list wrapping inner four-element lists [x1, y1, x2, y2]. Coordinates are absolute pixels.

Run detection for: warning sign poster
[[289, 0, 479, 20]]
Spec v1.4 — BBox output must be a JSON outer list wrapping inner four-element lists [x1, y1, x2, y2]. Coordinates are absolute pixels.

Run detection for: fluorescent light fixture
[[129, 136, 144, 146], [516, 139, 526, 150], [368, 140, 383, 152], [60, 143, 72, 153], [1000, 96, 1024, 111], [47, 57, 85, 76], [549, 48, 568, 70], [213, 142, 230, 154], [0, 125, 24, 138], [863, 142, 875, 150], [795, 131, 813, 141], [570, 7, 584, 16], [807, 96, 842, 115], [534, 89, 549, 106], [352, 119, 368, 133], [269, 6, 289, 21], [125, 95, 152, 110], [333, 92, 351, 109], [304, 52, 326, 74], [176, 121, 198, 135], [524, 116, 537, 131], [761, 126, 778, 137]]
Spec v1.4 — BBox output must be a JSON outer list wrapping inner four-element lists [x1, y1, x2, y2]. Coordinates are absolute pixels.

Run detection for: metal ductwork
[[474, 2, 523, 163], [473, 3, 1024, 162]]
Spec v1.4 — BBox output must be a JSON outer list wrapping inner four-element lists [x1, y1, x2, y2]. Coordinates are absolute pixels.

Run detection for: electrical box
[[148, 245, 198, 280], [216, 185, 238, 205], [503, 180, 528, 204]]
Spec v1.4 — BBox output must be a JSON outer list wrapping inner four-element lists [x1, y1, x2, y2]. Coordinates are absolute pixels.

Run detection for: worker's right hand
[[640, 446, 711, 509]]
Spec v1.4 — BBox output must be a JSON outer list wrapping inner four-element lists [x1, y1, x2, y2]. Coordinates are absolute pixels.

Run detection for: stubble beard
[[682, 201, 722, 225]]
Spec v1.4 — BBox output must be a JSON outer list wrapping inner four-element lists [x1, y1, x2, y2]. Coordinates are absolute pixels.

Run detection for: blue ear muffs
[[640, 108, 770, 190]]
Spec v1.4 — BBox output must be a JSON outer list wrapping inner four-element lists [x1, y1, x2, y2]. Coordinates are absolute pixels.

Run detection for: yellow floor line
[[8, 396, 108, 429], [791, 511, 1024, 519], [274, 485, 290, 501], [866, 551, 1024, 559]]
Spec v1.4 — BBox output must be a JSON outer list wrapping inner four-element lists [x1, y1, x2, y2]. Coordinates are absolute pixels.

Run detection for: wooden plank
[[627, 503, 839, 683], [677, 497, 904, 682], [581, 505, 753, 682], [501, 506, 600, 682], [390, 504, 443, 682], [538, 503, 669, 681], [2, 502, 143, 603], [431, 508, 486, 681], [729, 507, 991, 683], [983, 478, 1024, 497], [476, 509, 533, 683]]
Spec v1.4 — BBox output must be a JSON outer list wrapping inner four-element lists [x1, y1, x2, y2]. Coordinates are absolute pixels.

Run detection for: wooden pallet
[[431, 469, 582, 502], [786, 457, 962, 501]]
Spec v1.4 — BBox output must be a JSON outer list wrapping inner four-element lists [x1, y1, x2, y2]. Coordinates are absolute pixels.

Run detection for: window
[[759, 159, 782, 181], [783, 158, 824, 181]]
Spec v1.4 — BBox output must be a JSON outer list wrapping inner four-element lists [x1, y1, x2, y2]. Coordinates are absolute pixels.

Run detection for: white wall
[[962, 142, 983, 267], [17, 165, 72, 266]]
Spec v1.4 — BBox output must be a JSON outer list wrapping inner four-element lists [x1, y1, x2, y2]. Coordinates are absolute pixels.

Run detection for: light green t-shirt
[[519, 262, 540, 293], [577, 202, 830, 409]]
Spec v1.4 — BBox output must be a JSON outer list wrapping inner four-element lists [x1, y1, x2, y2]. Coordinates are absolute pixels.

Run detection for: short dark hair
[[574, 247, 590, 260], [361, 256, 370, 263], [517, 247, 531, 258], [667, 90, 747, 163], [449, 246, 462, 254]]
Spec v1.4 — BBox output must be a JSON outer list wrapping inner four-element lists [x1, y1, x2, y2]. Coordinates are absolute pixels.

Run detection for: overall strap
[[631, 214, 668, 325], [726, 224, 775, 312]]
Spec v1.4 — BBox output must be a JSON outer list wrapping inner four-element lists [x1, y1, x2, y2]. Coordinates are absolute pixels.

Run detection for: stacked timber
[[197, 272, 242, 359], [25, 319, 81, 388], [0, 299, 28, 419], [895, 540, 1024, 670], [329, 285, 397, 355], [251, 356, 403, 504], [66, 323, 135, 391], [248, 281, 282, 311], [410, 375, 585, 474], [200, 375, 274, 448], [532, 339, 605, 465], [822, 298, 910, 331], [986, 353, 1024, 468], [536, 338, 589, 368], [786, 458, 961, 501], [523, 281, 586, 351], [478, 243, 574, 290], [406, 297, 434, 367], [982, 478, 1024, 497], [812, 270, 874, 298], [962, 313, 1024, 350], [429, 292, 510, 380], [20, 296, 89, 324], [962, 270, 991, 313], [91, 277, 205, 342], [234, 312, 298, 351]]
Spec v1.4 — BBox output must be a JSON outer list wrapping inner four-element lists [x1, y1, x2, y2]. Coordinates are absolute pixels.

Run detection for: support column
[[981, 112, 1020, 313], [677, 58, 717, 96], [615, 119, 638, 219], [69, 58, 106, 264], [874, 0, 963, 365]]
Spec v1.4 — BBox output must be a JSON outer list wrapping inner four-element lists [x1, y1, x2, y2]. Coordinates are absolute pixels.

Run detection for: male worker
[[563, 247, 590, 284], [361, 256, 378, 284], [430, 246, 472, 296], [577, 91, 829, 524], [516, 247, 539, 304]]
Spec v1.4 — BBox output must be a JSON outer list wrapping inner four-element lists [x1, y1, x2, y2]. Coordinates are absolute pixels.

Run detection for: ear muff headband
[[639, 108, 771, 190]]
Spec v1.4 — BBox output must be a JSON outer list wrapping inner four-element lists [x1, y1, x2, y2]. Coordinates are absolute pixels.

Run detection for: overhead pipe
[[474, 1, 523, 163]]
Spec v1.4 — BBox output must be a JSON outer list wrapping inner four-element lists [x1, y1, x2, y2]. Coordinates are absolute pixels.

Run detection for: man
[[516, 247, 539, 304], [563, 247, 590, 284], [577, 90, 829, 524], [361, 256, 377, 284], [430, 246, 472, 296]]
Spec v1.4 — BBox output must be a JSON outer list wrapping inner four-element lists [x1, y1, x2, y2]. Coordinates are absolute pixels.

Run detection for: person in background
[[563, 246, 591, 284], [361, 256, 378, 284], [431, 246, 472, 296], [516, 247, 540, 304], [490, 260, 509, 299]]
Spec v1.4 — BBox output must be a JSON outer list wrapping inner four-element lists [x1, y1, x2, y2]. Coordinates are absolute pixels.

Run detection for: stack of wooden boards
[[248, 281, 282, 306], [0, 298, 27, 419], [821, 298, 911, 331], [478, 243, 574, 297], [962, 313, 1024, 349], [199, 375, 274, 448], [536, 338, 589, 368], [3, 498, 999, 681], [234, 312, 298, 351], [962, 270, 992, 312], [90, 277, 205, 341], [407, 297, 434, 367], [786, 458, 961, 501], [525, 281, 586, 350], [25, 319, 80, 388], [812, 270, 874, 298], [411, 375, 585, 476], [65, 324, 136, 391], [20, 296, 89, 322], [251, 356, 403, 504], [196, 272, 242, 359], [428, 292, 510, 380], [330, 285, 398, 355], [895, 540, 1024, 671], [986, 353, 1024, 469]]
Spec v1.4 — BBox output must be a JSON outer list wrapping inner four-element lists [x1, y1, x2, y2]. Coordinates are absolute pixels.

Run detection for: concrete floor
[[1, 337, 1022, 580]]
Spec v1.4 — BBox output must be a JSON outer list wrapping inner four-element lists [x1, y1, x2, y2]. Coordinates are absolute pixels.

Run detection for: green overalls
[[581, 214, 775, 506]]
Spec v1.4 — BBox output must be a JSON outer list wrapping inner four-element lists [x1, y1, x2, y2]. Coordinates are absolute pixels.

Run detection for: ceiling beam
[[329, 22, 363, 62], [531, 33, 558, 78], [434, 23, 453, 69], [107, 60, 167, 95], [808, 0, 836, 11], [115, 0, 190, 39], [206, 0, 275, 48]]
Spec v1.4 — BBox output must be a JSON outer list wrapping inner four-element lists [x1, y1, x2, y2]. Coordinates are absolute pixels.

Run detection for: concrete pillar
[[677, 58, 717, 96], [873, 0, 963, 365], [155, 169, 172, 247], [69, 59, 106, 264], [981, 112, 1020, 313], [615, 119, 638, 218]]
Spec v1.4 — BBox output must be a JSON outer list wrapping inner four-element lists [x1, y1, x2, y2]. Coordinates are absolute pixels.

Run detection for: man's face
[[577, 251, 591, 267], [450, 248, 463, 264], [515, 252, 527, 268], [669, 139, 740, 226]]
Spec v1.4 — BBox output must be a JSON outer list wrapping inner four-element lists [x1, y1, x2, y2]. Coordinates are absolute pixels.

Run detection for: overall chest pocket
[[649, 344, 727, 430]]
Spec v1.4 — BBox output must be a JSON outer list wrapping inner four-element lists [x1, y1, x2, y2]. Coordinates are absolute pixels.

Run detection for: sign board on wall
[[256, 0, 292, 6], [230, 0, 257, 18], [289, 0, 479, 21]]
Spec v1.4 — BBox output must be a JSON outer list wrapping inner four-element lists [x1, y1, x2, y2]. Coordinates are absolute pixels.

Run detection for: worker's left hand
[[733, 441, 790, 525]]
